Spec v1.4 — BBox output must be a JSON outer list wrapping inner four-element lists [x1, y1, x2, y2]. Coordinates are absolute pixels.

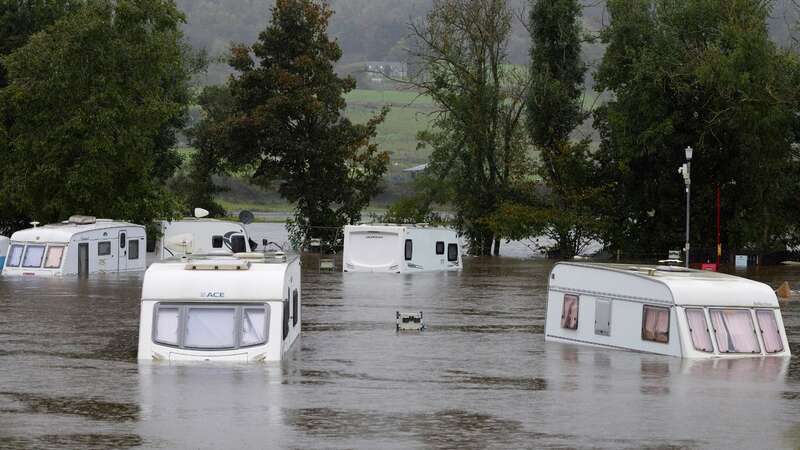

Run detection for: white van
[[545, 263, 791, 358], [3, 217, 146, 276], [148, 219, 253, 260], [342, 224, 462, 273], [137, 253, 301, 362]]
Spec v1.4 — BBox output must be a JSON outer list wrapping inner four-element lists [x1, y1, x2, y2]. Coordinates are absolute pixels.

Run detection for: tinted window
[[642, 305, 670, 343], [120, 233, 126, 248], [212, 235, 223, 249], [447, 243, 458, 262], [98, 241, 111, 256], [22, 245, 45, 268], [561, 295, 579, 329], [435, 241, 445, 255], [128, 240, 139, 260], [710, 309, 760, 353], [404, 239, 413, 260], [7, 244, 24, 267], [231, 235, 246, 253], [44, 246, 65, 269], [292, 289, 299, 327], [283, 294, 290, 340]]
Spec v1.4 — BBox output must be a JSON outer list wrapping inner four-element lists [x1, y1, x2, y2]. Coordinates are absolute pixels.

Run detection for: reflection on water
[[0, 225, 798, 449]]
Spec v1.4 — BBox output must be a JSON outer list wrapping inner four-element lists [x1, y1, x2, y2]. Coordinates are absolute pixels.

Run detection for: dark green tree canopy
[[0, 0, 192, 225]]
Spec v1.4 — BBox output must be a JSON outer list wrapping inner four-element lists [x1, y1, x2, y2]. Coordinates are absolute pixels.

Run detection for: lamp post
[[678, 146, 693, 268]]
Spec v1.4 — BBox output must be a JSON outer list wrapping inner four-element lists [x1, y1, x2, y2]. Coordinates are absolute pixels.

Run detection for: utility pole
[[678, 146, 693, 268]]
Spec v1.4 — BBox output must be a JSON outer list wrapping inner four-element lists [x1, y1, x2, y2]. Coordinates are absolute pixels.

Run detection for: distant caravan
[[545, 263, 791, 358], [0, 235, 8, 272], [2, 216, 146, 277], [147, 218, 254, 260], [137, 253, 301, 362], [342, 224, 462, 273]]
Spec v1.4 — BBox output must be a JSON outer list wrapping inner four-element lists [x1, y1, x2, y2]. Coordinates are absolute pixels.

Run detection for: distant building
[[363, 61, 408, 83], [402, 163, 428, 179]]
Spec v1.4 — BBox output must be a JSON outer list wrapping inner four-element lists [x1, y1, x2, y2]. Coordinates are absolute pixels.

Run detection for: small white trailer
[[0, 236, 9, 272], [545, 263, 791, 358], [148, 218, 253, 260], [342, 224, 462, 273], [137, 253, 301, 362], [3, 217, 146, 276]]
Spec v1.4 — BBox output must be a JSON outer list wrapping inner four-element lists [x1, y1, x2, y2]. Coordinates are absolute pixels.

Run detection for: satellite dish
[[194, 208, 210, 219], [238, 210, 254, 225]]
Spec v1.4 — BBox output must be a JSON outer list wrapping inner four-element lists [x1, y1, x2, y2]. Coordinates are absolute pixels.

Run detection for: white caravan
[[0, 236, 9, 272], [148, 219, 253, 260], [545, 263, 791, 358], [138, 253, 301, 362], [3, 217, 146, 276], [342, 224, 462, 273]]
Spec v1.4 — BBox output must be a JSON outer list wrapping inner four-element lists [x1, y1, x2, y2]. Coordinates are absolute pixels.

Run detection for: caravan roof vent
[[68, 215, 96, 225], [185, 259, 250, 271]]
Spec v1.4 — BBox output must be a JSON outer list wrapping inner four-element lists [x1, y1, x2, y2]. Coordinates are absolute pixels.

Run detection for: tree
[[594, 0, 800, 260], [0, 0, 193, 226], [409, 0, 530, 255], [219, 0, 389, 246]]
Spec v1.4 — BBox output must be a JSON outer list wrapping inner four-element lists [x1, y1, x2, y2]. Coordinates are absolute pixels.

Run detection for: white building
[[3, 216, 146, 276], [545, 263, 791, 358], [148, 219, 252, 260], [342, 224, 462, 273], [137, 253, 301, 362]]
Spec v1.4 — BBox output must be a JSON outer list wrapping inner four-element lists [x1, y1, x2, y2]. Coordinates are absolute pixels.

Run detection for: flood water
[[1, 225, 799, 449]]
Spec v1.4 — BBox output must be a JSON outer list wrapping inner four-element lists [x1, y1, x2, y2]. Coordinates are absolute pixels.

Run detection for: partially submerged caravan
[[3, 217, 146, 276], [0, 236, 8, 271], [545, 263, 790, 358], [148, 219, 253, 260], [342, 224, 462, 273], [138, 253, 301, 362]]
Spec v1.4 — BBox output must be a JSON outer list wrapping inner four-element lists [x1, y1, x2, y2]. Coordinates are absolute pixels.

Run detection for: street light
[[677, 146, 693, 268]]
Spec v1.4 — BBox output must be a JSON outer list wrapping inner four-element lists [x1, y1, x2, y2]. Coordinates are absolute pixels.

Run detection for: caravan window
[[241, 308, 268, 347], [44, 246, 65, 268], [154, 305, 181, 346], [120, 233, 126, 248], [128, 240, 139, 260], [405, 239, 413, 260], [756, 310, 783, 353], [231, 235, 246, 253], [212, 235, 223, 249], [709, 309, 760, 353], [292, 289, 299, 327], [6, 244, 24, 267], [283, 293, 290, 340], [436, 241, 445, 255], [98, 241, 111, 256], [447, 244, 458, 262], [685, 308, 713, 352], [561, 295, 579, 329], [642, 305, 670, 343], [184, 307, 237, 349], [22, 245, 45, 268]]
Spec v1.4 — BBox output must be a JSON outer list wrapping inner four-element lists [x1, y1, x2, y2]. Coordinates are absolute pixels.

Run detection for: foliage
[[217, 0, 389, 247], [594, 0, 800, 258], [409, 0, 531, 255], [0, 0, 193, 226]]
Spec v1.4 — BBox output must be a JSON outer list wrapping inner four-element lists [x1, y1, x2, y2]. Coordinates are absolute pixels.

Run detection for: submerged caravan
[[138, 252, 301, 362], [3, 216, 146, 276], [545, 263, 790, 358], [342, 224, 462, 273]]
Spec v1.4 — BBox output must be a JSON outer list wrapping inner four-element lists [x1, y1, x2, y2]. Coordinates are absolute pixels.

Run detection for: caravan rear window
[[153, 303, 270, 350], [709, 309, 760, 354], [44, 246, 65, 269], [6, 244, 24, 267], [22, 245, 45, 268]]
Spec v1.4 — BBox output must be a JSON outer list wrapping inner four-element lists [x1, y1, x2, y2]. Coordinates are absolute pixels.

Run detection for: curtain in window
[[685, 309, 712, 352], [185, 308, 236, 348], [561, 295, 579, 329], [7, 245, 24, 267], [756, 310, 783, 353], [22, 245, 45, 268], [710, 309, 759, 353], [241, 308, 267, 346], [642, 306, 669, 343], [44, 246, 64, 268], [155, 307, 180, 345]]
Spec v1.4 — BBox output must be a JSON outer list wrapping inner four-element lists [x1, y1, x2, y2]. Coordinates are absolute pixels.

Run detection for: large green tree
[[409, 0, 530, 255], [218, 0, 389, 246], [594, 0, 800, 260], [0, 0, 193, 226]]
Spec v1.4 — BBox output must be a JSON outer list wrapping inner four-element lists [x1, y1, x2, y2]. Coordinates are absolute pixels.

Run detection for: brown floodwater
[[0, 225, 798, 449]]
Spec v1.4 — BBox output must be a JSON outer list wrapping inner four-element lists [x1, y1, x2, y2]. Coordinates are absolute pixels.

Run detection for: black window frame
[[404, 239, 413, 261], [447, 243, 458, 262], [97, 241, 111, 256], [435, 241, 445, 255]]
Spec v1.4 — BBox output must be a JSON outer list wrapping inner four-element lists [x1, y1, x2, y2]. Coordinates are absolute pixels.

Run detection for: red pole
[[716, 184, 721, 266]]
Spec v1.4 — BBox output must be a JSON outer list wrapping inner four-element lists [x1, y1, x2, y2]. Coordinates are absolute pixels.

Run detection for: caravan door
[[118, 230, 128, 271]]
